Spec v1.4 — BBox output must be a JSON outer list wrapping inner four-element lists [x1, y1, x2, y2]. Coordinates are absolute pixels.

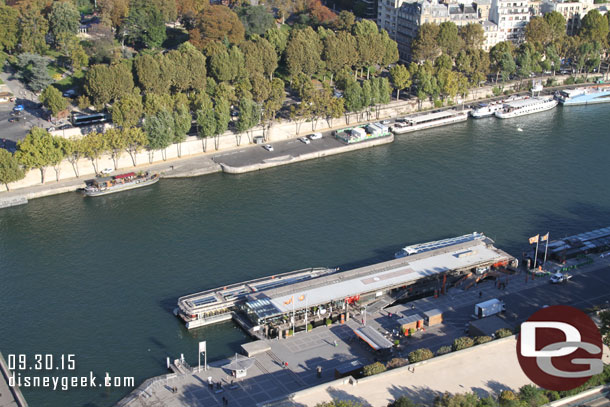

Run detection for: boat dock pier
[[176, 233, 516, 339]]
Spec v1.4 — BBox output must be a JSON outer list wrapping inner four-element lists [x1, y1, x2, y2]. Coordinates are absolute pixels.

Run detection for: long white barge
[[494, 96, 558, 119], [390, 109, 468, 134]]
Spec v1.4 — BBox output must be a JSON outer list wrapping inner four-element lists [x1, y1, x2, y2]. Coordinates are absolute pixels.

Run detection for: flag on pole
[[284, 296, 293, 305], [541, 233, 549, 242], [529, 234, 539, 244], [298, 295, 305, 301]]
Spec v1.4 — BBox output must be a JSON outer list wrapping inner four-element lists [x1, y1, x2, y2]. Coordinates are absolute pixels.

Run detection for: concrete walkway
[[284, 338, 610, 407]]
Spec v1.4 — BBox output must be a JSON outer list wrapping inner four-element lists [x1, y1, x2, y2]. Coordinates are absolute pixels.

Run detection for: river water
[[1, 104, 609, 406]]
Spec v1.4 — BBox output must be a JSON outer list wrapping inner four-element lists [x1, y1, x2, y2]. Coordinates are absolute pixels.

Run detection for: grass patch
[[55, 69, 85, 91]]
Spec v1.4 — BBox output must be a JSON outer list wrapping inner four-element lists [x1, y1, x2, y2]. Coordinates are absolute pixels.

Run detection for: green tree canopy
[[0, 149, 25, 191], [525, 16, 552, 50], [236, 5, 275, 36], [17, 53, 53, 93], [544, 11, 566, 43], [16, 128, 64, 183], [323, 30, 359, 77], [412, 23, 441, 62], [390, 64, 411, 100], [437, 21, 464, 57], [18, 5, 49, 54], [39, 86, 68, 116], [459, 23, 485, 50], [112, 93, 144, 128], [285, 27, 324, 77], [580, 9, 609, 46], [144, 110, 175, 153], [49, 1, 80, 48], [121, 0, 167, 48], [84, 62, 135, 107], [0, 4, 19, 52]]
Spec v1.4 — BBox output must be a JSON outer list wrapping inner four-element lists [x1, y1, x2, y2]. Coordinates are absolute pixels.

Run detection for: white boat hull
[[391, 113, 468, 134], [495, 100, 558, 119]]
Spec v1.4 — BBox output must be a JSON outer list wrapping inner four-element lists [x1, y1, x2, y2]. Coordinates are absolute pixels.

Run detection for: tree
[[307, 0, 337, 23], [438, 21, 464, 57], [0, 4, 19, 52], [173, 105, 192, 157], [459, 23, 485, 50], [99, 0, 130, 28], [519, 385, 549, 407], [599, 310, 610, 346], [352, 20, 385, 79], [452, 336, 474, 351], [241, 37, 278, 80], [261, 78, 284, 138], [39, 86, 68, 117], [124, 127, 148, 166], [213, 97, 231, 149], [68, 41, 89, 70], [526, 17, 552, 50], [490, 41, 514, 82], [362, 361, 386, 377], [16, 128, 64, 184], [333, 10, 355, 31], [0, 149, 25, 191], [495, 328, 513, 338], [18, 5, 49, 54], [112, 94, 144, 128], [544, 11, 566, 43], [121, 0, 166, 48], [134, 54, 167, 94], [265, 27, 290, 55], [189, 5, 245, 48], [344, 79, 363, 123], [16, 54, 52, 93], [407, 348, 434, 363], [151, 0, 177, 23], [499, 390, 519, 407], [105, 128, 128, 169], [81, 132, 108, 174], [196, 98, 216, 152], [62, 137, 84, 177], [84, 62, 135, 107], [49, 1, 80, 48], [174, 42, 207, 92], [412, 23, 441, 62], [285, 27, 323, 77], [236, 5, 275, 37], [323, 31, 359, 80], [580, 10, 609, 46], [389, 396, 415, 407], [236, 98, 260, 144], [144, 110, 174, 160]]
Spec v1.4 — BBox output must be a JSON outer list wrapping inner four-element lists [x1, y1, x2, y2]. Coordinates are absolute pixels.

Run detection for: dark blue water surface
[[1, 105, 609, 406]]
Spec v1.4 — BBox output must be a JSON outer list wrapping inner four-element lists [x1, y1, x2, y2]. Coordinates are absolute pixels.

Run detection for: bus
[[71, 112, 108, 127]]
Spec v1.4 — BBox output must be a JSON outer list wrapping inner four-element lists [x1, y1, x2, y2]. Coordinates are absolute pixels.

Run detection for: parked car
[[550, 272, 572, 284], [99, 168, 113, 175], [13, 104, 24, 112], [381, 120, 391, 125], [298, 137, 310, 144], [263, 144, 274, 152], [8, 116, 23, 123], [308, 132, 323, 140], [47, 126, 56, 132], [58, 124, 72, 130], [63, 89, 77, 97]]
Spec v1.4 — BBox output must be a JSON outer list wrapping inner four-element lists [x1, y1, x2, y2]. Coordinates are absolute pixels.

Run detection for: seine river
[[1, 104, 610, 406]]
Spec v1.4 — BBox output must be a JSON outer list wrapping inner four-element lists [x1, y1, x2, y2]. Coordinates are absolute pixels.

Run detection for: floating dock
[[176, 233, 516, 338]]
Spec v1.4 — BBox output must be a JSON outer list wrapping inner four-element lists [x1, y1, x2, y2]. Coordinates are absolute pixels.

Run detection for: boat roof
[[406, 110, 458, 124], [503, 97, 549, 108], [115, 172, 136, 179], [95, 176, 113, 182], [247, 236, 511, 317]]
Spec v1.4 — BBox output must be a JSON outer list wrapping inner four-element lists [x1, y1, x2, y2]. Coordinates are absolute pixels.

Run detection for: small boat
[[517, 128, 523, 132], [83, 171, 159, 197]]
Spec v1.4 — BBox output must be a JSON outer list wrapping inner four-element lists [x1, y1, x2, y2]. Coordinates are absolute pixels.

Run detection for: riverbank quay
[[117, 251, 610, 407], [0, 133, 393, 208], [0, 352, 28, 407], [0, 74, 580, 194]]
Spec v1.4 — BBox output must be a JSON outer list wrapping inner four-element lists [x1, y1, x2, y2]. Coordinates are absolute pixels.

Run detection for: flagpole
[[292, 296, 295, 336], [543, 232, 549, 266], [533, 238, 539, 271], [305, 295, 308, 331]]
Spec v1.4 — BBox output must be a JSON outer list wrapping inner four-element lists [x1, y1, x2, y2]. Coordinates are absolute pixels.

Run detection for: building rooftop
[[246, 236, 513, 317]]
